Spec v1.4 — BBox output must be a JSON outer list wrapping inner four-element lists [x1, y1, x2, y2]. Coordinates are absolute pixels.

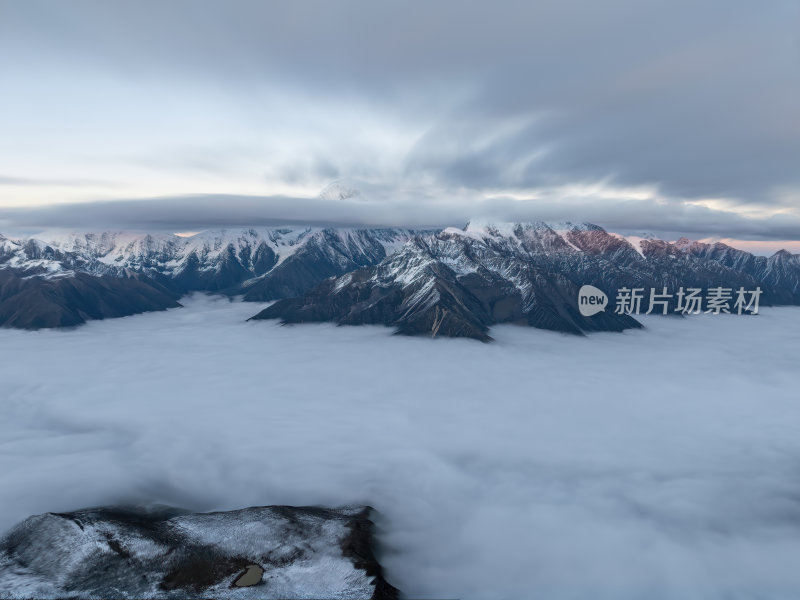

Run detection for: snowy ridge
[[47, 227, 422, 274], [254, 221, 800, 340], [2, 222, 799, 331], [5, 223, 797, 283], [318, 180, 362, 201], [43, 228, 312, 275], [2, 227, 426, 286], [0, 505, 391, 599], [0, 236, 115, 279], [254, 224, 647, 340]]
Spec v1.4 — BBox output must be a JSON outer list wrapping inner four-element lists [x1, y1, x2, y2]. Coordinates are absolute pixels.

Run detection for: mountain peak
[[673, 237, 695, 250], [462, 220, 602, 237], [772, 248, 795, 259], [318, 180, 362, 201]]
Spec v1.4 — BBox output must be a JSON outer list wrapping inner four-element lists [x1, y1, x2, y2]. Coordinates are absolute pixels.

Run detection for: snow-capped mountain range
[[0, 227, 429, 329], [22, 227, 420, 290], [1, 223, 798, 335], [252, 222, 800, 340]]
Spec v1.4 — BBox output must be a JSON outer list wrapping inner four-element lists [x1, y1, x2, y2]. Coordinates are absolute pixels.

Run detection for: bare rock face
[[3, 222, 798, 332], [0, 505, 398, 600], [251, 221, 800, 341], [250, 226, 646, 341], [0, 228, 428, 329], [0, 270, 181, 329]]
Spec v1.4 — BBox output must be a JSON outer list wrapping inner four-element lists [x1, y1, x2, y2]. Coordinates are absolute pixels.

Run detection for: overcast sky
[[1, 0, 799, 243]]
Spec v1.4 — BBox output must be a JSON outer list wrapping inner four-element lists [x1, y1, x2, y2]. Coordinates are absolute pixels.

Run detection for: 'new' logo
[[578, 285, 608, 316]]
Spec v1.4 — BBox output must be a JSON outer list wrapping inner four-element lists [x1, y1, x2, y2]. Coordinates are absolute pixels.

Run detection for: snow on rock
[[318, 181, 363, 201], [0, 505, 397, 600], [2, 223, 799, 330]]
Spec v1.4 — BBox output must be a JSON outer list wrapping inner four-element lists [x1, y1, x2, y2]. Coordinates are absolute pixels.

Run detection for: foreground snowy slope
[[0, 505, 395, 599]]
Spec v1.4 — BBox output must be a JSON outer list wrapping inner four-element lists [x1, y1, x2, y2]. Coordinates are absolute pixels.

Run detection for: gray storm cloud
[[0, 0, 798, 235]]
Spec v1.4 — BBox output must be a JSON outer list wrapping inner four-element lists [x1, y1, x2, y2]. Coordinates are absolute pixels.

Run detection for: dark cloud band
[[2, 193, 799, 242]]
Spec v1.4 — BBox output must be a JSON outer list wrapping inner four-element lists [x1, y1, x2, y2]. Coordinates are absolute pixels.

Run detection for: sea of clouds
[[1, 295, 799, 599]]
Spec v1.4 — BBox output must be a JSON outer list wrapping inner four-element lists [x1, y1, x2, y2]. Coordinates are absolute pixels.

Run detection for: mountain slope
[[241, 228, 425, 301], [252, 222, 799, 340], [3, 224, 798, 332], [0, 228, 425, 329], [0, 233, 181, 329], [251, 227, 644, 340], [0, 270, 180, 329], [42, 227, 427, 296]]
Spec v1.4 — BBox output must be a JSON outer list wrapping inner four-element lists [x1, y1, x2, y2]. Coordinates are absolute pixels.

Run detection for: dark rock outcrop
[[241, 228, 428, 301], [0, 505, 398, 600], [0, 270, 181, 329], [250, 229, 644, 341], [251, 222, 800, 341]]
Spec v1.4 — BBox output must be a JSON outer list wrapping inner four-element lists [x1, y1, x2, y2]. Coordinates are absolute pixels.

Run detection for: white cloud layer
[[1, 295, 799, 599]]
